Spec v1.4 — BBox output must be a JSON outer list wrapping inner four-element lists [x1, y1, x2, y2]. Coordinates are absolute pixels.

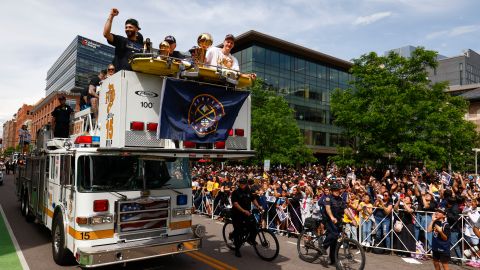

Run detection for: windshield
[[77, 156, 191, 192]]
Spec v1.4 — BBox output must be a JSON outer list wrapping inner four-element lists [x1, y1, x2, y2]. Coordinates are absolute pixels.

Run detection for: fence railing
[[193, 189, 480, 264]]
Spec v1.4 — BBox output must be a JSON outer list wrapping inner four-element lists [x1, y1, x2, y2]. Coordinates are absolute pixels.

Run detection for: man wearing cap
[[163, 35, 185, 59], [51, 96, 74, 138], [205, 34, 240, 71], [103, 8, 143, 71], [230, 177, 261, 258], [428, 207, 451, 270], [322, 182, 355, 265]]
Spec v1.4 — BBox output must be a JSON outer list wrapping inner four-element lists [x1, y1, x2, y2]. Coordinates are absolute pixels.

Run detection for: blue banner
[[157, 78, 250, 143]]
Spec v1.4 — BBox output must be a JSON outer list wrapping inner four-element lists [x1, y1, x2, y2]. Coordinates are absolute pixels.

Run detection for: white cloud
[[353, 12, 392, 26], [426, 24, 480, 40]]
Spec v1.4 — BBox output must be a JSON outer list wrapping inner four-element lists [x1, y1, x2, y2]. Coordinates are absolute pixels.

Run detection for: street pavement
[[0, 174, 473, 270]]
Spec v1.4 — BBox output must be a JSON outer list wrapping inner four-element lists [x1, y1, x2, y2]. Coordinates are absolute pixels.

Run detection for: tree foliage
[[330, 48, 479, 170], [250, 80, 315, 165]]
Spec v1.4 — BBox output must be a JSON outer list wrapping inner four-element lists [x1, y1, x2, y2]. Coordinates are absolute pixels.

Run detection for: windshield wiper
[[162, 184, 184, 195], [110, 191, 128, 200]]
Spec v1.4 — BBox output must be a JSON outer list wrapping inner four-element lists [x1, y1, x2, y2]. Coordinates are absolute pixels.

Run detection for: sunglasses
[[108, 68, 115, 71]]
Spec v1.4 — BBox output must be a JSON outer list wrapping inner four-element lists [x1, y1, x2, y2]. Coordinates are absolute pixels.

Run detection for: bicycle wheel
[[222, 221, 235, 250], [297, 229, 321, 263], [253, 228, 280, 261], [335, 238, 366, 270]]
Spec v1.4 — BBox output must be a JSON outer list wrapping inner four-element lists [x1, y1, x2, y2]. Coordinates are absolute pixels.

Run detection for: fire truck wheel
[[24, 194, 34, 223], [52, 212, 72, 265], [20, 191, 26, 216]]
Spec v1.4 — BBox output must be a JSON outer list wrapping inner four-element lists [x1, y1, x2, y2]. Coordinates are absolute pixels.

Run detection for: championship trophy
[[158, 41, 170, 59], [194, 33, 213, 67]]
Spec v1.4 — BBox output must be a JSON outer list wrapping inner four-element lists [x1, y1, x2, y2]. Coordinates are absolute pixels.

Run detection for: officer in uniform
[[323, 182, 349, 265], [231, 177, 261, 258]]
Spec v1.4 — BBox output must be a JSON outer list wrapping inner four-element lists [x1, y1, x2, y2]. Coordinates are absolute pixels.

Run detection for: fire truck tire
[[24, 194, 34, 223], [20, 191, 26, 216], [52, 213, 72, 265]]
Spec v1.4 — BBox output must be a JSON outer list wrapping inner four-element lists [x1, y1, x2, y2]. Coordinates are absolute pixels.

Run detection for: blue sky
[[0, 0, 479, 134]]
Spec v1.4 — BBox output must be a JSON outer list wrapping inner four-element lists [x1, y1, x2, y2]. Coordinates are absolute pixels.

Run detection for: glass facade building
[[231, 31, 352, 156], [45, 36, 114, 96]]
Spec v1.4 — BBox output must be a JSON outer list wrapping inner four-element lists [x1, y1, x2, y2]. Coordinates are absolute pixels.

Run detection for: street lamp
[[473, 148, 480, 175]]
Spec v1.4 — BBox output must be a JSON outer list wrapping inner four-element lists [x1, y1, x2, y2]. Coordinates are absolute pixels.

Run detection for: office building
[[387, 46, 480, 86], [45, 35, 114, 97], [429, 49, 480, 86], [232, 30, 352, 157]]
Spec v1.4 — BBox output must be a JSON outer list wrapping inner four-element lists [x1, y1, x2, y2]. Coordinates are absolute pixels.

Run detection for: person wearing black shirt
[[323, 183, 352, 265], [428, 207, 451, 270], [164, 35, 185, 60], [51, 96, 74, 138], [230, 177, 261, 258], [88, 70, 106, 121], [103, 8, 143, 71]]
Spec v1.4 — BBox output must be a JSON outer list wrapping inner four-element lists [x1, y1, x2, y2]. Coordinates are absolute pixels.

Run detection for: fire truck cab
[[16, 70, 253, 268]]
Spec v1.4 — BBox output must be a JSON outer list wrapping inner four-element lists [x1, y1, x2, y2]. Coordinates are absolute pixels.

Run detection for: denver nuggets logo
[[188, 94, 225, 136]]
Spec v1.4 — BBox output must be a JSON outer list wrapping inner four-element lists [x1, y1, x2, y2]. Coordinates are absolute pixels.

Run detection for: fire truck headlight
[[89, 215, 113, 225]]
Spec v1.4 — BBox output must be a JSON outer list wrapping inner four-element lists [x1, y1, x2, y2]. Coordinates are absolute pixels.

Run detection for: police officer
[[230, 177, 261, 258], [51, 96, 74, 138], [322, 182, 351, 265]]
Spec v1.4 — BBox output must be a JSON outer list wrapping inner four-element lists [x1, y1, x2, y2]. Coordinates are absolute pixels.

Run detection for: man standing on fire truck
[[103, 8, 143, 71]]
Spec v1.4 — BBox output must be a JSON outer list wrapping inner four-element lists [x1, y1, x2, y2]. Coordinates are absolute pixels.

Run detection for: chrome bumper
[[77, 233, 201, 268]]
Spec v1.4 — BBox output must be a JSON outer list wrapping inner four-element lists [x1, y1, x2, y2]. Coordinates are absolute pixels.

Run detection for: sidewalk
[[0, 206, 25, 270]]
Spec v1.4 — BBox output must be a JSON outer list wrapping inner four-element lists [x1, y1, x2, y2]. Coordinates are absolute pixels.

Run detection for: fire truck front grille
[[116, 197, 170, 240], [226, 136, 247, 150], [125, 131, 165, 147]]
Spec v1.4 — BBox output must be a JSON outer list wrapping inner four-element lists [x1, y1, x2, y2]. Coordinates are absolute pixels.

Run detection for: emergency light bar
[[74, 136, 100, 145]]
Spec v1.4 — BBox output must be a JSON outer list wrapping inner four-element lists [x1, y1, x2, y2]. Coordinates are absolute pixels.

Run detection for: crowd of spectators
[[191, 163, 480, 262]]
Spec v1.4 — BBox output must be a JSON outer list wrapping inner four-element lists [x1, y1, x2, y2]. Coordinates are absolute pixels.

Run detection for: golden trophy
[[158, 41, 170, 59], [194, 33, 213, 66]]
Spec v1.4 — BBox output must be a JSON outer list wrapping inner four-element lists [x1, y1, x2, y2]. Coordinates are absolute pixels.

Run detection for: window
[[77, 156, 191, 192]]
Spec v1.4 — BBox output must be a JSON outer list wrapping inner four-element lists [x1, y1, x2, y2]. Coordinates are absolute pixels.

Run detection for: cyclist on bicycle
[[323, 182, 356, 266], [231, 177, 262, 257]]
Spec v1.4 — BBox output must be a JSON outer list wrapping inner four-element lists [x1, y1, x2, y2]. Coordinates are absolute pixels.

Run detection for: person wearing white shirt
[[205, 34, 240, 71]]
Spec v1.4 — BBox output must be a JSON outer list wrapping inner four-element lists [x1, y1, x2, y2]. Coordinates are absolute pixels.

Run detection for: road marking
[[215, 222, 224, 225], [0, 205, 30, 270], [186, 251, 237, 270], [287, 241, 297, 246]]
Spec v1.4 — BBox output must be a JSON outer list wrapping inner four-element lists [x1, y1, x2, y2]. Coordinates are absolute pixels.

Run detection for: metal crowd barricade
[[192, 191, 480, 265], [355, 206, 478, 265], [192, 187, 212, 216]]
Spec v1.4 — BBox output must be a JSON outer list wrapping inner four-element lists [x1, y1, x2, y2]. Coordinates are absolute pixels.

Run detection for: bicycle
[[222, 208, 280, 261], [297, 217, 366, 270]]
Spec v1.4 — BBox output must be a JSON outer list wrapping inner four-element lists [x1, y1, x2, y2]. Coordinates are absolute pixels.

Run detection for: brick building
[[2, 119, 17, 149]]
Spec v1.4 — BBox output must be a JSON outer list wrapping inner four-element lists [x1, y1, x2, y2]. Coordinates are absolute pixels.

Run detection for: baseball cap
[[224, 34, 235, 42], [435, 207, 446, 215], [125, 18, 141, 30], [164, 35, 176, 44]]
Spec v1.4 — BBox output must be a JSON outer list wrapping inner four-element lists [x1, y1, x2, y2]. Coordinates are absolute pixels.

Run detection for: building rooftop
[[232, 30, 352, 70]]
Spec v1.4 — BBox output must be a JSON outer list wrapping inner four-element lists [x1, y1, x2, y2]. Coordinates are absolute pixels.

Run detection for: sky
[[0, 0, 479, 135]]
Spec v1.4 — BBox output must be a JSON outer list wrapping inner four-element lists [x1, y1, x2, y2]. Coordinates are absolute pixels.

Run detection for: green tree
[[250, 80, 315, 166], [331, 48, 479, 170], [4, 146, 15, 157]]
